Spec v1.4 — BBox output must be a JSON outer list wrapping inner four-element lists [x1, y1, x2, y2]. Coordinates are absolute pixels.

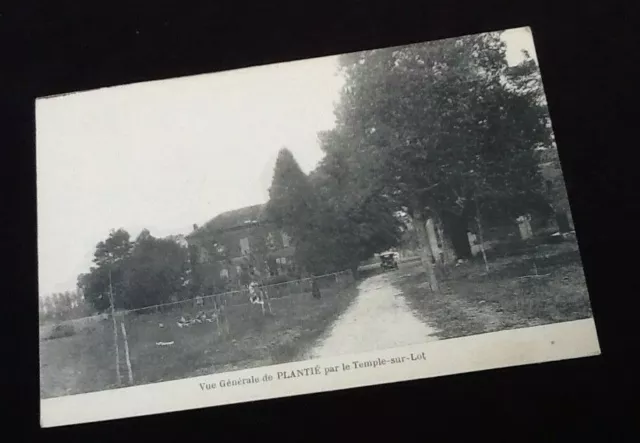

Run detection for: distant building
[[186, 204, 297, 287]]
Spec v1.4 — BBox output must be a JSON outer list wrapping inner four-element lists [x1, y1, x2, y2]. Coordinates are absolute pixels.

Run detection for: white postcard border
[[41, 318, 600, 428]]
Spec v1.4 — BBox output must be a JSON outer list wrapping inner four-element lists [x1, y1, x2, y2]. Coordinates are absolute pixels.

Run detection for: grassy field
[[396, 239, 593, 339], [39, 239, 592, 398], [40, 277, 359, 399]]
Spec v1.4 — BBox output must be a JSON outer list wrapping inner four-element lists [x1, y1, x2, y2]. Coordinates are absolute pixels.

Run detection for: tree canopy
[[78, 229, 191, 312], [266, 146, 402, 276], [329, 32, 552, 223], [266, 148, 317, 240], [266, 32, 556, 289], [77, 32, 561, 302]]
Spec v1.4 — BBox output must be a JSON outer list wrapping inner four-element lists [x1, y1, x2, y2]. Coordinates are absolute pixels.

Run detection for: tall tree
[[61, 291, 73, 312], [94, 228, 134, 267], [51, 293, 66, 317], [43, 295, 56, 320], [78, 229, 133, 312], [309, 130, 404, 275], [266, 148, 318, 274], [323, 32, 553, 289], [267, 148, 316, 232], [38, 296, 46, 318], [80, 228, 192, 311], [78, 266, 120, 312], [538, 140, 573, 232], [266, 144, 402, 277], [123, 231, 189, 309], [187, 244, 205, 296]]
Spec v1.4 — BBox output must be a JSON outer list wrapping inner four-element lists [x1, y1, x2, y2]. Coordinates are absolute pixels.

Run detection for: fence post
[[120, 319, 134, 385], [264, 286, 273, 315], [110, 313, 121, 386]]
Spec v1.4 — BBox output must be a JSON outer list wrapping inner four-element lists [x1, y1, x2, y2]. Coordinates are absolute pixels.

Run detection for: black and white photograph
[[37, 26, 600, 427]]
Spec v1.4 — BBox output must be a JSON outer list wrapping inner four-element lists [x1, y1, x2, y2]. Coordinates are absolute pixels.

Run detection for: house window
[[276, 257, 288, 268], [239, 237, 250, 255], [281, 232, 291, 248]]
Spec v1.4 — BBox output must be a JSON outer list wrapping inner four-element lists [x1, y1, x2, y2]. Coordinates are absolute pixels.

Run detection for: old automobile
[[380, 252, 399, 271]]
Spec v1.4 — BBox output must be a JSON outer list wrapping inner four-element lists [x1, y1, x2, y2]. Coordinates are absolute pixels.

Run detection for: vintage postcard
[[37, 26, 600, 427]]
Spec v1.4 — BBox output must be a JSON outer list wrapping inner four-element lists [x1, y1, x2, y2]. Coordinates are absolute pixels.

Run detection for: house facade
[[186, 204, 296, 289]]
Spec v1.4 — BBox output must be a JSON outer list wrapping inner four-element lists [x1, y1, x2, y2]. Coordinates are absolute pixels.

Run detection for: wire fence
[[39, 270, 356, 397]]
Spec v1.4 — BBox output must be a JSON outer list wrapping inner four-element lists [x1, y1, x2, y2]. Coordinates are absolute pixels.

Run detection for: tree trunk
[[350, 263, 360, 280], [412, 210, 439, 293], [425, 217, 447, 281], [435, 216, 456, 266], [555, 211, 571, 233], [442, 210, 472, 260]]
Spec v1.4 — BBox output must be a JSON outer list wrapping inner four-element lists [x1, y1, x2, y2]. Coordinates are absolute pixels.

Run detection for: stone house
[[186, 204, 296, 288]]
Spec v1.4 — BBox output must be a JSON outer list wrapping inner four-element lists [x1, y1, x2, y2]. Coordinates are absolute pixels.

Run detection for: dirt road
[[303, 269, 439, 360]]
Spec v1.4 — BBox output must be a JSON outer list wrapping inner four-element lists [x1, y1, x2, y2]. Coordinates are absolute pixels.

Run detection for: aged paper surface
[[37, 26, 600, 427]]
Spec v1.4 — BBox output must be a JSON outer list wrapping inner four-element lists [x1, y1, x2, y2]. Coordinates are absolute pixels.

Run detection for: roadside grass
[[39, 320, 117, 398], [40, 281, 360, 399], [396, 240, 593, 339]]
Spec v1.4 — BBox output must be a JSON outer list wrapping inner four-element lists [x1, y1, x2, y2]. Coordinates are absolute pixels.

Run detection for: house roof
[[188, 203, 269, 238]]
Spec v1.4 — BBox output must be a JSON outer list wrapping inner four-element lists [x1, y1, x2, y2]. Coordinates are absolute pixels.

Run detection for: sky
[[36, 26, 538, 296]]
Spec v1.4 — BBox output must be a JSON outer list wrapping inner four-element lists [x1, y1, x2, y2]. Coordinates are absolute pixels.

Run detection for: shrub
[[48, 323, 75, 340]]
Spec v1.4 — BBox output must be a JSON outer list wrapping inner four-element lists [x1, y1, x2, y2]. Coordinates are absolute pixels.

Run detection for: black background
[[2, 0, 636, 441]]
